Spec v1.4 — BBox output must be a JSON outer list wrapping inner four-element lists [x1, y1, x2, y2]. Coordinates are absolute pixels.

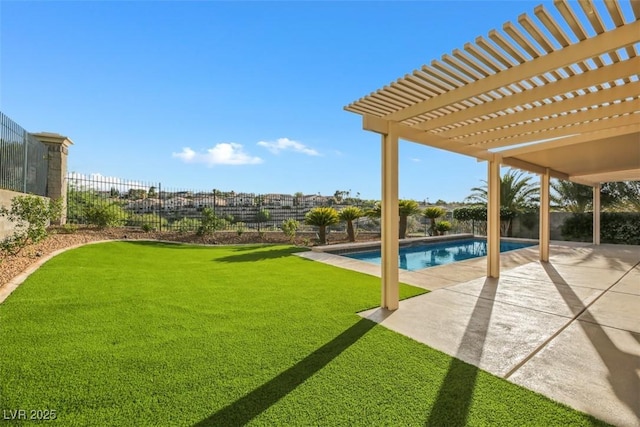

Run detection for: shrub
[[60, 223, 78, 234], [85, 202, 127, 228], [236, 222, 246, 236], [435, 220, 452, 235], [173, 217, 201, 233], [127, 213, 168, 230], [196, 208, 227, 236], [0, 195, 62, 256], [281, 218, 300, 243], [561, 212, 640, 244]]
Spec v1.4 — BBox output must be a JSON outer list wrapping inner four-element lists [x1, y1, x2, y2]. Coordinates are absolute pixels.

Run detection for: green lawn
[[0, 242, 606, 426]]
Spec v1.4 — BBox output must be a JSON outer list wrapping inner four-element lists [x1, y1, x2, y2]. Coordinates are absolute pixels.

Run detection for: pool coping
[[296, 239, 590, 291], [312, 233, 475, 255]]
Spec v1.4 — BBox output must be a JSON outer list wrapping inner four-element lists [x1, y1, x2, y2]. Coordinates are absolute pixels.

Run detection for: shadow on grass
[[214, 246, 308, 263], [194, 318, 376, 426], [425, 277, 497, 427], [118, 240, 214, 249]]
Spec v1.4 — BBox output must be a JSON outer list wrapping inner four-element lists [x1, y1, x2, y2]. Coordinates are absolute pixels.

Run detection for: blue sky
[[2, 0, 572, 202]]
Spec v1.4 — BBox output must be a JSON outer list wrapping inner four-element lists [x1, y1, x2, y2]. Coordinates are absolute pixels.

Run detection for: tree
[[423, 206, 446, 236], [399, 200, 421, 239], [366, 199, 422, 239], [338, 206, 363, 242], [550, 180, 592, 213], [148, 186, 157, 198], [255, 209, 271, 232], [293, 192, 304, 206], [466, 168, 538, 236], [602, 181, 640, 212], [466, 169, 538, 211], [127, 188, 147, 200], [305, 207, 339, 245]]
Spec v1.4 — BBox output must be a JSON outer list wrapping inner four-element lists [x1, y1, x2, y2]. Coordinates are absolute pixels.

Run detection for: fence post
[[158, 182, 162, 232], [32, 133, 73, 225]]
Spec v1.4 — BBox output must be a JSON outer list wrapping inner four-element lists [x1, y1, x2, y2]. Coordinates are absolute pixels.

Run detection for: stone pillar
[[32, 132, 73, 225]]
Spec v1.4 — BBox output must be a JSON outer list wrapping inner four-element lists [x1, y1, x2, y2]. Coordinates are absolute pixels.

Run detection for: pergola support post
[[593, 183, 601, 245], [539, 170, 550, 262], [487, 159, 501, 278], [381, 125, 400, 310]]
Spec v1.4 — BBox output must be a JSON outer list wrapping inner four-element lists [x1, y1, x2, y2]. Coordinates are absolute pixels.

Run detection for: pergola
[[345, 0, 640, 310]]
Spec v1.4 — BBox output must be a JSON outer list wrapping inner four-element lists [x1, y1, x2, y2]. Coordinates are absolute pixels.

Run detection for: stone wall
[[511, 211, 581, 241]]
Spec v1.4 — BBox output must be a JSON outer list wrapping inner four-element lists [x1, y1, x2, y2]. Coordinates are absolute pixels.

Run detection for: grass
[[0, 241, 606, 426]]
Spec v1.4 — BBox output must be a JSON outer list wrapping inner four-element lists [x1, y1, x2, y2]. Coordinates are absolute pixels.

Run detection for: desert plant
[[365, 200, 422, 239], [423, 206, 446, 236], [399, 200, 421, 239], [435, 220, 452, 235], [281, 218, 300, 243], [338, 206, 363, 242], [305, 207, 339, 245]]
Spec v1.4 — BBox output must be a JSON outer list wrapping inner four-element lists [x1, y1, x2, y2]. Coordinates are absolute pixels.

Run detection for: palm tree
[[466, 168, 538, 236], [305, 207, 339, 245], [338, 206, 363, 242], [399, 199, 421, 239], [366, 200, 422, 239], [602, 181, 640, 212], [466, 169, 538, 211], [550, 180, 592, 213], [423, 206, 446, 236]]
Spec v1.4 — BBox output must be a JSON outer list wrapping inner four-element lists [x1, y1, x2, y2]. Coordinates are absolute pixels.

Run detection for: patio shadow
[[543, 263, 640, 421], [425, 277, 497, 427], [194, 318, 376, 426]]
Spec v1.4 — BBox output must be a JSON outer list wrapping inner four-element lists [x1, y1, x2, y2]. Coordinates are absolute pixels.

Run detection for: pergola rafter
[[345, 0, 640, 310]]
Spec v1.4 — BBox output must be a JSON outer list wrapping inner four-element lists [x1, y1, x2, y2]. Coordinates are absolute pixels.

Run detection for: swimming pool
[[342, 238, 535, 271]]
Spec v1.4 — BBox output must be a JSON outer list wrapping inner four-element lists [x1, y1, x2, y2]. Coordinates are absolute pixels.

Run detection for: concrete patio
[[297, 242, 640, 427]]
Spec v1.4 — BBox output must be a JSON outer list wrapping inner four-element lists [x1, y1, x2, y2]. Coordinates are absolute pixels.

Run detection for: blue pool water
[[343, 238, 535, 271]]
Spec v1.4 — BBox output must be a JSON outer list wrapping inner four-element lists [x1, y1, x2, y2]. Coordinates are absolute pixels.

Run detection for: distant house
[[162, 196, 190, 211], [229, 193, 256, 207], [302, 195, 329, 207], [126, 198, 160, 213], [193, 196, 227, 209], [263, 193, 294, 207]]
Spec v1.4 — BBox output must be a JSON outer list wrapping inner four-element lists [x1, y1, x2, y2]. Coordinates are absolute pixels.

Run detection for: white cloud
[[172, 143, 263, 166], [257, 138, 320, 156], [411, 158, 421, 162]]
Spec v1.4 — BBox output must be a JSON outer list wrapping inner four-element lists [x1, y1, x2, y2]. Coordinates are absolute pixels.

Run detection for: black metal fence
[[0, 111, 49, 196], [66, 173, 381, 233]]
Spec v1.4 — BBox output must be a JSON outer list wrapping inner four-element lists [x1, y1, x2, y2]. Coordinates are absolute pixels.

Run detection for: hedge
[[561, 212, 640, 245]]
